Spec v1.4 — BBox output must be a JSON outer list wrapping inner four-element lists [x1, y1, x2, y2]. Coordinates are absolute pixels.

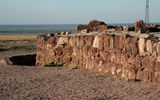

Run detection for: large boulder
[[88, 20, 107, 32], [77, 24, 88, 33], [135, 20, 146, 33]]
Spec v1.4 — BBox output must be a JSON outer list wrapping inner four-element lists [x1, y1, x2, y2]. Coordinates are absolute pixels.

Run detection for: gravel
[[0, 65, 160, 100]]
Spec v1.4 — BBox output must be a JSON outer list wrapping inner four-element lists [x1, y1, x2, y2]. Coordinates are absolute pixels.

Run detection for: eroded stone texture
[[77, 24, 88, 33], [88, 20, 107, 32], [135, 20, 146, 33], [36, 33, 160, 83]]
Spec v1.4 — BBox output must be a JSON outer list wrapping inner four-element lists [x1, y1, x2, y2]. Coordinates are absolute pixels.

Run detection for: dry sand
[[0, 65, 160, 100]]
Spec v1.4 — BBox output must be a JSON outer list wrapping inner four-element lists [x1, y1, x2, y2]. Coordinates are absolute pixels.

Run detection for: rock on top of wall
[[88, 20, 107, 32]]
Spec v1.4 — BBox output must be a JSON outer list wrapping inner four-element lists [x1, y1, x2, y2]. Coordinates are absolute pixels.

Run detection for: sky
[[0, 0, 159, 25]]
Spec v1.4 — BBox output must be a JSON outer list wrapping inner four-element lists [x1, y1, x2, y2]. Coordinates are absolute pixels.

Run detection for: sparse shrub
[[72, 66, 80, 69], [44, 62, 63, 67]]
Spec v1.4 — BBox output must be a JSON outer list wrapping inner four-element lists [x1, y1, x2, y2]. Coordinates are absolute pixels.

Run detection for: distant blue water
[[0, 23, 159, 35], [0, 24, 78, 35]]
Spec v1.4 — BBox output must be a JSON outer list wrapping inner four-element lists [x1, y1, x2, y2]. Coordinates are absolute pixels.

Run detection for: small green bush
[[44, 62, 63, 67], [72, 66, 80, 69]]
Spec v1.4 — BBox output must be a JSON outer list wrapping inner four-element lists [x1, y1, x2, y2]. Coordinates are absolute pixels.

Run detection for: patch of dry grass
[[0, 34, 37, 41], [0, 34, 37, 59]]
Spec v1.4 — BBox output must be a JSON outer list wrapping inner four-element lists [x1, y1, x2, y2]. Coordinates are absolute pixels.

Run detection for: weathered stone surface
[[130, 37, 138, 56], [121, 67, 129, 81], [88, 20, 107, 32], [0, 58, 13, 65], [146, 40, 153, 55], [138, 38, 145, 56], [110, 64, 117, 75], [115, 26, 123, 31], [57, 37, 68, 46], [77, 24, 88, 33], [136, 68, 143, 81], [123, 26, 135, 31], [146, 24, 160, 32], [98, 25, 107, 32], [128, 68, 136, 82], [92, 36, 99, 48], [155, 62, 160, 72], [81, 29, 88, 34], [36, 32, 160, 83], [135, 20, 146, 33]]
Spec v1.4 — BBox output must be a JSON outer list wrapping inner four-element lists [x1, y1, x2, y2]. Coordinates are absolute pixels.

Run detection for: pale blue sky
[[0, 0, 159, 25]]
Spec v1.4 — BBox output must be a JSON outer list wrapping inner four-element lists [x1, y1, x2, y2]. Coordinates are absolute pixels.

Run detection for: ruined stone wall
[[36, 33, 160, 83]]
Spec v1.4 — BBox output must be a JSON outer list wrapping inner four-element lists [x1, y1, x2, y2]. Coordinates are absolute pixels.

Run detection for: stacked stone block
[[36, 33, 160, 83]]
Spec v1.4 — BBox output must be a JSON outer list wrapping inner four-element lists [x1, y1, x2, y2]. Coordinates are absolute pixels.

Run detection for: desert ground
[[0, 65, 160, 100], [0, 34, 37, 59], [0, 34, 160, 100]]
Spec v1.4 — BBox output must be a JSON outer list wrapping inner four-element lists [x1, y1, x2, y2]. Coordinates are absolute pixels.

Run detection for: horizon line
[[0, 22, 160, 26]]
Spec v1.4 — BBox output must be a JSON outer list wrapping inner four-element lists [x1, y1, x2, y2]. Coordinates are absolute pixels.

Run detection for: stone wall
[[36, 33, 160, 83]]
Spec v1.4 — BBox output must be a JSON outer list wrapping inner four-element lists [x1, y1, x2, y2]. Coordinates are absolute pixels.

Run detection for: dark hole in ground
[[9, 54, 36, 66]]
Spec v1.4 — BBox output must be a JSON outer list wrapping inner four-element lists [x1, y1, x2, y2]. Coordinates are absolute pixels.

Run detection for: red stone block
[[109, 36, 114, 49], [141, 57, 149, 68], [157, 42, 160, 55], [55, 47, 63, 56], [130, 37, 138, 56], [116, 65, 122, 76], [104, 35, 110, 51], [87, 60, 95, 70], [103, 62, 111, 73], [134, 55, 141, 68], [98, 35, 104, 50], [127, 56, 135, 66], [141, 56, 155, 71], [100, 51, 110, 62], [110, 63, 117, 75], [155, 62, 160, 72], [121, 67, 129, 81], [114, 36, 119, 49], [69, 37, 76, 47], [85, 36, 94, 46], [98, 25, 108, 32], [48, 37, 56, 46], [88, 20, 107, 32], [82, 46, 90, 58], [142, 71, 149, 82], [115, 26, 123, 31], [135, 20, 146, 33], [136, 68, 143, 81], [119, 34, 126, 50], [79, 36, 85, 46], [148, 72, 154, 83], [120, 53, 128, 65], [63, 46, 73, 55], [110, 51, 117, 63], [124, 37, 132, 56], [128, 68, 136, 82], [155, 72, 160, 82], [116, 53, 121, 64]]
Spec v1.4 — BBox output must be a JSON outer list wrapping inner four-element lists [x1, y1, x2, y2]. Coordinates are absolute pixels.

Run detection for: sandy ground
[[0, 65, 160, 100]]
